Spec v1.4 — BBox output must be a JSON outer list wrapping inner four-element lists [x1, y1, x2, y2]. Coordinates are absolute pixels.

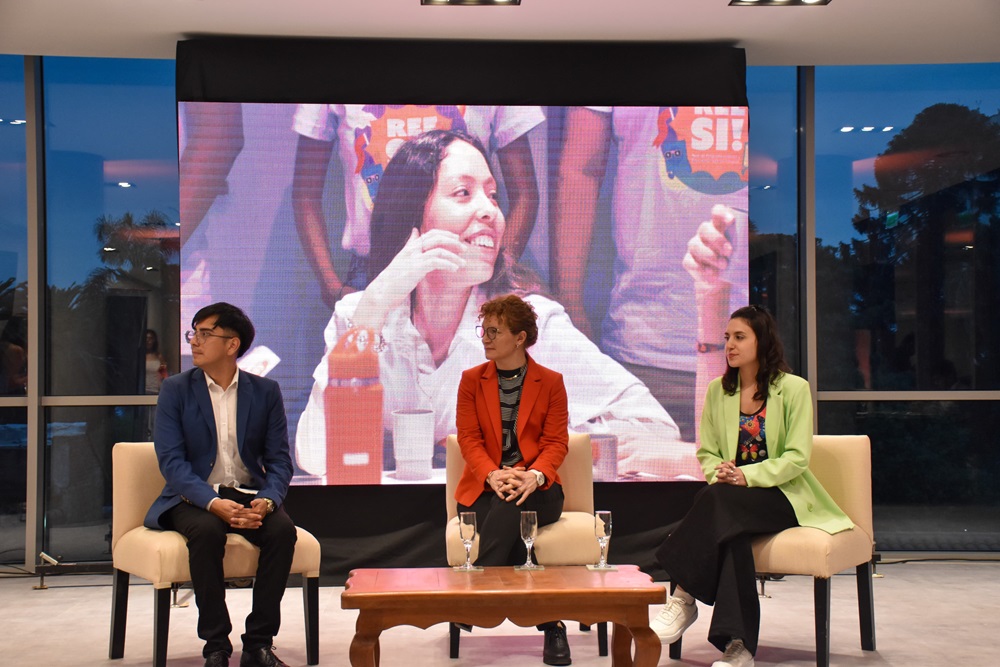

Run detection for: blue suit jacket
[[144, 367, 294, 530]]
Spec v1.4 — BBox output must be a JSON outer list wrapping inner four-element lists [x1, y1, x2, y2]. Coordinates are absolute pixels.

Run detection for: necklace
[[500, 364, 527, 381]]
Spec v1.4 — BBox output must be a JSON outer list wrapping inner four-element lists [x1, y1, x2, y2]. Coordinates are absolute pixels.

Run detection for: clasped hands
[[210, 497, 271, 530], [488, 466, 538, 505], [714, 460, 747, 486]]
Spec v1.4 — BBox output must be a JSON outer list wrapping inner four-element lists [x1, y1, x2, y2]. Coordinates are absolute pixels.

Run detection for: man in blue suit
[[145, 303, 296, 667]]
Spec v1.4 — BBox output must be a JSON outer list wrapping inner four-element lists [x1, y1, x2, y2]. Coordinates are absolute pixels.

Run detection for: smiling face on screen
[[421, 139, 506, 287]]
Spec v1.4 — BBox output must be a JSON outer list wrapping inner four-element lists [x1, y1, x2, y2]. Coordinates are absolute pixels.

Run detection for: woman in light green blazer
[[649, 305, 853, 667]]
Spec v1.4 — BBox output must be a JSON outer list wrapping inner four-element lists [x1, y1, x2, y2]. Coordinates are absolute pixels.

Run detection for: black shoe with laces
[[542, 622, 572, 666], [240, 646, 288, 667]]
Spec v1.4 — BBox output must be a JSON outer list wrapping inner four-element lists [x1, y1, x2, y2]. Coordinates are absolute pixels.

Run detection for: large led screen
[[179, 101, 749, 485]]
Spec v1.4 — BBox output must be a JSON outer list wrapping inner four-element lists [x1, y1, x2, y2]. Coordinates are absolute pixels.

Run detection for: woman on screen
[[295, 129, 697, 480]]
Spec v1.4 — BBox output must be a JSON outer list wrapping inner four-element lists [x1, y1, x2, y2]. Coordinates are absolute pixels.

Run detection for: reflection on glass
[[815, 64, 1000, 391], [746, 66, 801, 371], [1, 55, 29, 397], [0, 408, 28, 564], [45, 406, 147, 561], [818, 400, 1000, 551], [43, 57, 180, 396]]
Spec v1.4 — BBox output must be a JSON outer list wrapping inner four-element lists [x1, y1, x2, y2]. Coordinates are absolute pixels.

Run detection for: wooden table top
[[341, 565, 665, 609]]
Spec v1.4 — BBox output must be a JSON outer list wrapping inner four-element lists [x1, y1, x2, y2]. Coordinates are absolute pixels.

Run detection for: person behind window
[[145, 328, 168, 395], [296, 129, 700, 481], [145, 303, 296, 667], [456, 293, 572, 665], [648, 305, 853, 667]]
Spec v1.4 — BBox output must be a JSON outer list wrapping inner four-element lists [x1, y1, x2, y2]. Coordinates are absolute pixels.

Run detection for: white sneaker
[[649, 596, 698, 643], [711, 638, 755, 667]]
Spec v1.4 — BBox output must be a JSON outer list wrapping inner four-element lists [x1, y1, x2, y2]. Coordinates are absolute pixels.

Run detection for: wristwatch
[[262, 497, 276, 515], [531, 469, 546, 487]]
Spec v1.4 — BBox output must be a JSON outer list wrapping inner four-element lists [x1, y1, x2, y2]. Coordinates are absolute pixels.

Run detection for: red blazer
[[455, 355, 569, 508]]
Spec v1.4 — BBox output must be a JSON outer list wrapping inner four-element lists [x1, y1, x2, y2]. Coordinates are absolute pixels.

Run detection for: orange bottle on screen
[[324, 328, 383, 484]]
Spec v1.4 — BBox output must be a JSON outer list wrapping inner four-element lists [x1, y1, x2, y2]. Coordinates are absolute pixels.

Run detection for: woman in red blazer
[[455, 293, 572, 666]]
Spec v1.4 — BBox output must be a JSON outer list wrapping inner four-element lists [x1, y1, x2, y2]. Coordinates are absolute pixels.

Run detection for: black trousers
[[458, 483, 565, 632], [164, 494, 297, 657], [654, 483, 797, 655], [458, 482, 564, 566]]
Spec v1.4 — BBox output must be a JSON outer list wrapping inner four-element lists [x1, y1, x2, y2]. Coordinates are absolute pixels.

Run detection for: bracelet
[[697, 342, 725, 353]]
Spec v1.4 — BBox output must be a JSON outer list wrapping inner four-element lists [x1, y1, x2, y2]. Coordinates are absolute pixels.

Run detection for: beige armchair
[[108, 441, 322, 667], [669, 434, 876, 667], [444, 433, 606, 657]]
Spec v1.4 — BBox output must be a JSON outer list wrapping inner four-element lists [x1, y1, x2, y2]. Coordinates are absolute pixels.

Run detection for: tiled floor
[[2, 559, 996, 666]]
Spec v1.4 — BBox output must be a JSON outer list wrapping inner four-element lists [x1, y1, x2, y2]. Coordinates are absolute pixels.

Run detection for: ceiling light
[[861, 126, 875, 132], [117, 181, 133, 188], [840, 126, 854, 133], [882, 126, 894, 132], [10, 119, 26, 125], [421, 0, 520, 5], [730, 0, 830, 5]]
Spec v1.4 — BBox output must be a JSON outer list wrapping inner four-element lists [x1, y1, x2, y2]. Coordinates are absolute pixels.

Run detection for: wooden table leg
[[628, 625, 662, 667], [611, 622, 634, 667], [350, 612, 382, 667]]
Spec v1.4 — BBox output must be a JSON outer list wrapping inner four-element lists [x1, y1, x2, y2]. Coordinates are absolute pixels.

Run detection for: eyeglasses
[[184, 329, 234, 344], [475, 325, 504, 341]]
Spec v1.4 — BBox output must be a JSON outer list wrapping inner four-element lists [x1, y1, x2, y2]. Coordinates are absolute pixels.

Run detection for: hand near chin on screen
[[354, 228, 467, 329], [682, 204, 737, 288], [617, 440, 705, 481]]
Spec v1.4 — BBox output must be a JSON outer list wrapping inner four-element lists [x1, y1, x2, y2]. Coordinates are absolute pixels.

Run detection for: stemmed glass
[[592, 510, 615, 570], [516, 510, 543, 570], [455, 512, 480, 571]]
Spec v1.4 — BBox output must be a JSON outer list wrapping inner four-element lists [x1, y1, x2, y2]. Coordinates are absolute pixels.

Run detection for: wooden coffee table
[[341, 565, 666, 666]]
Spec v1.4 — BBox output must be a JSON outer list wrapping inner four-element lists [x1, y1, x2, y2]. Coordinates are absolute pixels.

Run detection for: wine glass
[[517, 510, 543, 570], [455, 512, 478, 571], [594, 510, 614, 569]]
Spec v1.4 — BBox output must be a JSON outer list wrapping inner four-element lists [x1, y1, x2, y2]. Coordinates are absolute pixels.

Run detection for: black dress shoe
[[204, 650, 230, 667], [542, 622, 572, 666], [240, 646, 288, 667]]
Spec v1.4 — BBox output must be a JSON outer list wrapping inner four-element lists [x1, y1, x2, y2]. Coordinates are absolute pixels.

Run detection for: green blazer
[[698, 372, 853, 534]]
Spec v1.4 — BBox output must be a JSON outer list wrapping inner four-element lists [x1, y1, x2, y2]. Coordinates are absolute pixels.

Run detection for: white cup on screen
[[391, 408, 435, 480]]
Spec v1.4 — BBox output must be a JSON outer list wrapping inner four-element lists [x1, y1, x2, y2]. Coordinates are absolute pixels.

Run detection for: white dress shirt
[[204, 371, 254, 508]]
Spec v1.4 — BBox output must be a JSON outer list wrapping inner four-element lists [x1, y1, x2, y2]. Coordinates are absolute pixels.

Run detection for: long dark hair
[[366, 129, 536, 296], [721, 305, 791, 400]]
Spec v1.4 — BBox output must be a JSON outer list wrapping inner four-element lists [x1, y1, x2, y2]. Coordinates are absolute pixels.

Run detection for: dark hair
[[721, 304, 791, 400], [366, 129, 534, 296], [479, 294, 539, 348], [191, 302, 255, 358], [145, 329, 160, 354]]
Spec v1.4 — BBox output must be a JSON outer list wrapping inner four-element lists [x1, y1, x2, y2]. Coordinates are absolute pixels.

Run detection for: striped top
[[497, 365, 527, 468]]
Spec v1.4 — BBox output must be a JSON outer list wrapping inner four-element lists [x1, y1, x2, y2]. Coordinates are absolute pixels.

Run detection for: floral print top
[[737, 403, 767, 466]]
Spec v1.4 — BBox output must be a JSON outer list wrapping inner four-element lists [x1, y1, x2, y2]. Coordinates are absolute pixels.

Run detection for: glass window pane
[[747, 66, 800, 370], [45, 405, 149, 561], [43, 57, 180, 396], [0, 407, 27, 565], [815, 64, 1000, 390], [818, 401, 1000, 551], [0, 56, 28, 397]]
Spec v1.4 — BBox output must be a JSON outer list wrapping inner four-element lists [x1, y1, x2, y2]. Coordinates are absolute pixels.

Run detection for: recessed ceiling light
[[118, 182, 133, 188], [421, 0, 521, 5], [882, 126, 894, 132], [861, 126, 875, 132], [840, 126, 854, 133], [730, 0, 830, 5], [11, 119, 26, 125]]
